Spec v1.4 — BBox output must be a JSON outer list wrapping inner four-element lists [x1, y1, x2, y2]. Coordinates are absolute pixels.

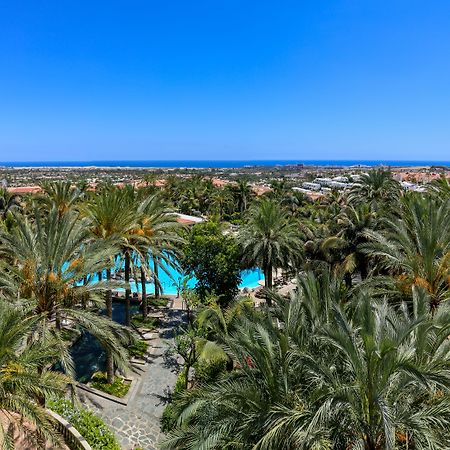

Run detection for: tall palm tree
[[84, 187, 140, 381], [233, 179, 252, 214], [362, 194, 450, 308], [239, 199, 303, 302], [209, 188, 232, 219], [320, 203, 377, 285], [0, 302, 69, 449], [349, 169, 401, 211], [0, 207, 131, 376], [132, 193, 182, 316]]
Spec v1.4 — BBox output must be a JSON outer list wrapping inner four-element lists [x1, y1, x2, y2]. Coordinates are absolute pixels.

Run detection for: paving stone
[[79, 310, 185, 449]]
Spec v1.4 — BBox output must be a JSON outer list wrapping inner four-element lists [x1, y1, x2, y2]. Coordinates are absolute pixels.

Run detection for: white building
[[302, 182, 321, 191]]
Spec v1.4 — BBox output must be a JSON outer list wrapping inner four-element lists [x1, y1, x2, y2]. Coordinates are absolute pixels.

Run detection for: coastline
[[0, 160, 449, 169]]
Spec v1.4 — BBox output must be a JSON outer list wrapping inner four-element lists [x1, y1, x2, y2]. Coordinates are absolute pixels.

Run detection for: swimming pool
[[89, 259, 264, 295]]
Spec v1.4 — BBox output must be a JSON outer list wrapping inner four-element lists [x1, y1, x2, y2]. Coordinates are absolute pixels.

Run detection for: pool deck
[[77, 309, 185, 450]]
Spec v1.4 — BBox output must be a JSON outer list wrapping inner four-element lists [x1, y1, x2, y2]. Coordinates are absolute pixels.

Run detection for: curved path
[[78, 310, 185, 450]]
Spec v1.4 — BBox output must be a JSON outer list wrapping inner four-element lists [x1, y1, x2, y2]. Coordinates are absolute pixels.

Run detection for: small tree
[[181, 222, 241, 304]]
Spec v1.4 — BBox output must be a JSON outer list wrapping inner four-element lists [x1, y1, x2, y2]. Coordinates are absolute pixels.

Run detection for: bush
[[194, 358, 227, 384], [174, 370, 187, 393], [149, 297, 169, 308], [48, 399, 120, 450], [90, 372, 131, 398], [131, 314, 160, 329], [128, 340, 149, 359], [160, 402, 179, 433]]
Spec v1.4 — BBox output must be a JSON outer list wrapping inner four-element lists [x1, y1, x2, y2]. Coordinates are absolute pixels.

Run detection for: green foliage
[[161, 275, 450, 450], [149, 296, 169, 308], [174, 370, 187, 394], [240, 198, 303, 293], [0, 302, 70, 447], [48, 399, 120, 450], [90, 372, 131, 398], [194, 357, 227, 384], [131, 313, 160, 329], [128, 339, 149, 358], [181, 222, 242, 302], [160, 402, 179, 433]]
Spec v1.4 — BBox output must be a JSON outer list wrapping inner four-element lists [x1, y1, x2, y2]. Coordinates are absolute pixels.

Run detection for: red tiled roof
[[7, 186, 42, 194], [177, 217, 197, 225]]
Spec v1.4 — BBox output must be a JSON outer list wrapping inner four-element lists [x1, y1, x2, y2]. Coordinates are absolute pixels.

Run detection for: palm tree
[[39, 180, 83, 216], [92, 185, 147, 328], [0, 188, 21, 220], [132, 192, 182, 316], [232, 179, 252, 214], [209, 188, 232, 219], [428, 174, 450, 199], [0, 206, 131, 376], [239, 199, 303, 302], [362, 194, 450, 309], [162, 284, 450, 450], [0, 301, 69, 449], [269, 179, 290, 201], [349, 169, 401, 210], [320, 203, 377, 285], [84, 187, 140, 382], [281, 190, 308, 216]]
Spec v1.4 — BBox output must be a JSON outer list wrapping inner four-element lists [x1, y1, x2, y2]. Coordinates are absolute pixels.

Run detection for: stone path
[[78, 310, 185, 450]]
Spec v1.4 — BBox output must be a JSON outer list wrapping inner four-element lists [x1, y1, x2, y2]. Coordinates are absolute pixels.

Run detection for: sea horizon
[[0, 159, 449, 169]]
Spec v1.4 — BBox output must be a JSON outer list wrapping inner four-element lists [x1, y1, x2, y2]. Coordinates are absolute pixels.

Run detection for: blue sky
[[0, 1, 449, 161]]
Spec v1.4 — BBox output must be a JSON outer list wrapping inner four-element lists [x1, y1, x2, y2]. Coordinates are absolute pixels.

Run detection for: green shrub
[[131, 314, 160, 329], [174, 370, 187, 393], [90, 372, 130, 398], [160, 402, 178, 433], [48, 399, 120, 450], [149, 297, 169, 308], [194, 358, 227, 384], [128, 339, 149, 358]]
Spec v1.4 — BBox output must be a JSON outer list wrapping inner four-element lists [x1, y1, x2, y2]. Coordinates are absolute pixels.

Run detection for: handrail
[[46, 409, 92, 450]]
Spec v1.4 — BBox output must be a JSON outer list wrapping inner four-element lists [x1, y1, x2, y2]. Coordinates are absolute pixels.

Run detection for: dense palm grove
[[0, 171, 449, 449]]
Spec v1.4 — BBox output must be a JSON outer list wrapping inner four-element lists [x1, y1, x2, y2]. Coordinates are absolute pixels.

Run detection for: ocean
[[0, 160, 448, 168]]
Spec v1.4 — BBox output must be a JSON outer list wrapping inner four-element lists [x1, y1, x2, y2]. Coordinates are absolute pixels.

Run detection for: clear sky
[[1, 1, 449, 162]]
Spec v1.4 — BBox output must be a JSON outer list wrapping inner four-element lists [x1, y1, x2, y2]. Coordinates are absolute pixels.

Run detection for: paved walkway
[[78, 310, 185, 450]]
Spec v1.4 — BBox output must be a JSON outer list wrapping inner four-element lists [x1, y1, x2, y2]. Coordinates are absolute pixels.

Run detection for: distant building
[[302, 182, 321, 191], [7, 186, 42, 194], [175, 213, 204, 225]]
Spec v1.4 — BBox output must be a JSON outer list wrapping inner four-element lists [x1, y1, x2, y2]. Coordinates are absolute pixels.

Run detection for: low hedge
[[129, 340, 149, 359], [131, 314, 160, 330], [90, 372, 131, 398], [48, 399, 120, 450]]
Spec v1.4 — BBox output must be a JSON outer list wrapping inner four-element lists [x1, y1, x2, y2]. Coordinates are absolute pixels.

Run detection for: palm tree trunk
[[106, 268, 113, 319], [345, 272, 352, 288], [264, 265, 273, 307], [125, 251, 131, 327], [98, 271, 103, 282], [265, 266, 273, 290], [105, 267, 114, 383], [154, 256, 160, 298], [141, 267, 147, 318]]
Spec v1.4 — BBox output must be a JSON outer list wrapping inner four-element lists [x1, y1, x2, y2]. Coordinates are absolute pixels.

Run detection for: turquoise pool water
[[88, 260, 263, 295]]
